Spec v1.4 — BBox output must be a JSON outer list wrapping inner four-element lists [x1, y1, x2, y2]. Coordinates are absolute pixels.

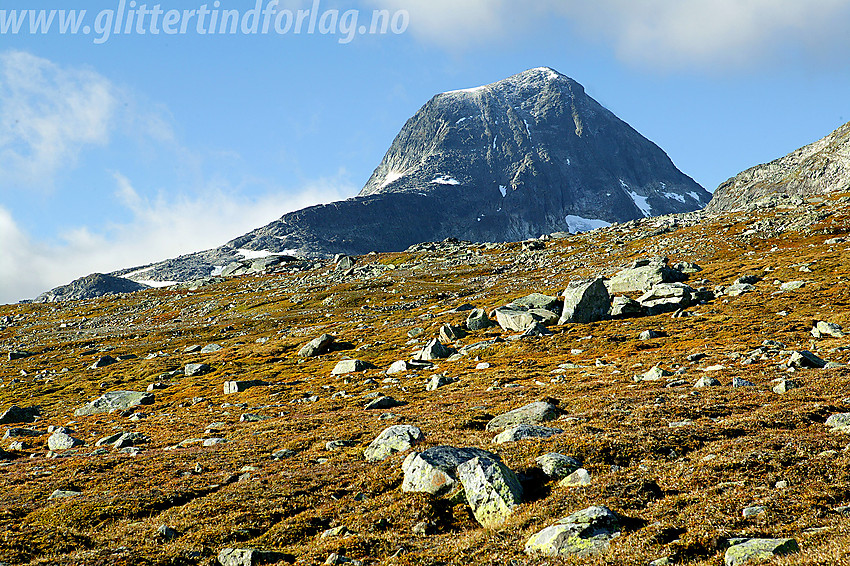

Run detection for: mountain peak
[[440, 67, 566, 96]]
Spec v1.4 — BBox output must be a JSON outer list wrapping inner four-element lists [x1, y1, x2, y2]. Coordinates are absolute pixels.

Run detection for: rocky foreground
[[2, 193, 850, 565]]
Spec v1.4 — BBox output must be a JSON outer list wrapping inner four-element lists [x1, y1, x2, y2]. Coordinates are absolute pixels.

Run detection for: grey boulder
[[559, 278, 610, 324], [48, 431, 83, 451], [723, 538, 799, 566], [457, 456, 524, 528], [298, 334, 336, 357], [492, 424, 564, 444], [485, 401, 558, 432], [607, 258, 686, 294], [414, 338, 453, 361], [525, 505, 621, 557], [401, 446, 499, 496], [331, 359, 374, 375], [465, 308, 492, 331], [363, 425, 424, 462], [75, 391, 154, 416], [536, 453, 582, 479]]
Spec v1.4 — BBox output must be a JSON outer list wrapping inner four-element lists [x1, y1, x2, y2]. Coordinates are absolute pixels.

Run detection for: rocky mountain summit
[[103, 67, 709, 286], [708, 120, 850, 213], [35, 273, 149, 303]]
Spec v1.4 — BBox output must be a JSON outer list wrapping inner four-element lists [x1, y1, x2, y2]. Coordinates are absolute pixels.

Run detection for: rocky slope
[[707, 120, 850, 213], [35, 273, 149, 303], [104, 67, 709, 286], [2, 192, 850, 565]]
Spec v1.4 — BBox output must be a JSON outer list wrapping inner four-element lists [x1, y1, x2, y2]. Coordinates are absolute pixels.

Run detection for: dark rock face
[[36, 273, 149, 303], [707, 120, 850, 213], [112, 67, 708, 284]]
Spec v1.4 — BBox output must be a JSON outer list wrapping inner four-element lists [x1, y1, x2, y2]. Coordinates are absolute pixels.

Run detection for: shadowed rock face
[[110, 67, 708, 284], [707, 120, 850, 213]]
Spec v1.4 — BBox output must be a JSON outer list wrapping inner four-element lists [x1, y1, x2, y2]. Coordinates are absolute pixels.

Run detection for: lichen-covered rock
[[331, 359, 373, 375], [47, 431, 83, 451], [457, 456, 523, 528], [401, 446, 499, 496], [638, 283, 695, 315], [492, 424, 563, 444], [607, 258, 686, 294], [363, 425, 424, 462], [525, 505, 621, 557], [826, 413, 850, 432], [494, 307, 543, 332], [298, 334, 336, 357], [465, 308, 492, 331], [559, 278, 610, 324], [723, 538, 799, 566], [536, 453, 582, 479], [414, 339, 453, 361], [485, 401, 558, 432], [74, 391, 154, 416]]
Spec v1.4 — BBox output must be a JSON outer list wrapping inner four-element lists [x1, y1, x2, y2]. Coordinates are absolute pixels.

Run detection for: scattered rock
[[732, 377, 755, 388], [559, 468, 592, 487], [639, 330, 664, 340], [559, 278, 610, 324], [536, 453, 582, 479], [773, 379, 801, 394], [426, 374, 453, 391], [363, 425, 424, 462], [457, 456, 524, 528], [485, 401, 558, 432], [201, 344, 222, 353], [0, 405, 38, 425], [438, 324, 466, 343], [826, 413, 850, 432], [609, 296, 643, 318], [742, 505, 766, 518], [49, 489, 82, 500], [787, 350, 828, 369], [401, 446, 499, 495], [723, 538, 799, 566], [365, 396, 406, 410], [466, 308, 492, 331], [185, 363, 211, 377], [47, 431, 83, 451], [779, 281, 805, 291], [607, 257, 685, 294], [414, 339, 453, 361], [223, 380, 269, 394], [157, 525, 180, 541], [509, 293, 561, 312], [91, 355, 118, 369], [332, 359, 374, 375], [387, 360, 432, 374], [75, 391, 154, 416], [638, 283, 695, 315], [113, 432, 148, 449], [635, 366, 673, 382], [298, 334, 336, 358], [492, 424, 563, 444], [525, 505, 621, 557], [494, 307, 545, 332], [694, 376, 721, 388], [7, 351, 33, 361], [217, 548, 283, 566]]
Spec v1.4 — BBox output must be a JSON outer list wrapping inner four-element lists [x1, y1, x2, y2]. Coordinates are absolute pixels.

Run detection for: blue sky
[[2, 0, 850, 303]]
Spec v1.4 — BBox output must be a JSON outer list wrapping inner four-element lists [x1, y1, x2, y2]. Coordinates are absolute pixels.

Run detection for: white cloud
[[373, 0, 850, 70], [0, 175, 355, 304], [0, 51, 118, 188]]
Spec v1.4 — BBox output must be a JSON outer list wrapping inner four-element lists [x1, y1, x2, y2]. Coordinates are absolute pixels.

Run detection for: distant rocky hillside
[[707, 120, 850, 212], [35, 273, 149, 303]]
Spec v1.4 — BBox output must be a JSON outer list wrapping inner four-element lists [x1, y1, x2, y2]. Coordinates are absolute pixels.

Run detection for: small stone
[[201, 344, 222, 353], [694, 376, 721, 388], [332, 359, 373, 375], [466, 308, 492, 331], [779, 281, 805, 291], [525, 505, 620, 557], [223, 380, 268, 394], [0, 405, 38, 424], [426, 374, 453, 391], [47, 431, 83, 451], [299, 334, 336, 357], [635, 366, 673, 382], [363, 425, 424, 462], [90, 355, 118, 369], [365, 396, 406, 410], [414, 339, 453, 361], [486, 401, 558, 432], [724, 538, 799, 566], [157, 525, 180, 541], [492, 424, 563, 444], [438, 324, 466, 343], [184, 363, 211, 377], [536, 453, 582, 479], [732, 377, 755, 388], [639, 330, 663, 340], [559, 468, 591, 487], [457, 456, 524, 528], [773, 379, 801, 394], [203, 438, 227, 447], [787, 350, 828, 369], [49, 489, 81, 500], [742, 505, 766, 518]]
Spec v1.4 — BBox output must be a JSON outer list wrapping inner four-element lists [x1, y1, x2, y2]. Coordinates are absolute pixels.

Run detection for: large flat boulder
[[75, 391, 154, 416]]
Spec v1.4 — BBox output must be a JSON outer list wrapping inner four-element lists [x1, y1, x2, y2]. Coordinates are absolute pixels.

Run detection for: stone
[[438, 324, 466, 343], [723, 538, 799, 566], [639, 330, 663, 340], [492, 424, 564, 444], [365, 396, 406, 410], [414, 339, 453, 361], [732, 377, 755, 388], [203, 438, 227, 447], [457, 456, 524, 528], [91, 355, 118, 369], [7, 350, 33, 361], [521, 321, 554, 337], [331, 359, 373, 375], [494, 307, 544, 332], [609, 296, 643, 318], [157, 525, 180, 541], [49, 489, 82, 500], [201, 344, 222, 353], [826, 413, 850, 432], [725, 282, 756, 297], [607, 258, 686, 294], [184, 345, 202, 353], [48, 431, 83, 451], [812, 321, 845, 338], [742, 505, 766, 518], [779, 281, 805, 291], [485, 401, 558, 432], [0, 405, 38, 425], [2, 428, 40, 439], [638, 283, 695, 315], [75, 391, 154, 416], [536, 453, 582, 479], [217, 548, 282, 566], [525, 505, 621, 557], [559, 468, 591, 487], [185, 363, 211, 377], [466, 308, 492, 331], [787, 350, 828, 369], [96, 433, 122, 446], [298, 334, 336, 357], [113, 432, 148, 449], [694, 376, 721, 388], [773, 379, 801, 394], [386, 360, 432, 375], [363, 425, 425, 462], [509, 293, 561, 312], [401, 446, 500, 495], [426, 374, 453, 391], [635, 366, 673, 382], [240, 413, 272, 422], [559, 278, 610, 324], [223, 380, 269, 394], [335, 255, 356, 271]]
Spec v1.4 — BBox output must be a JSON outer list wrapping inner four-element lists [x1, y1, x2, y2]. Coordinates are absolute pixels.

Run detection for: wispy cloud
[[373, 0, 850, 70], [0, 51, 118, 189], [0, 173, 355, 304]]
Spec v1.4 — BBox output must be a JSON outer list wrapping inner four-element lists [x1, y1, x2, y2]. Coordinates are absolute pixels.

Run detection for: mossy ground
[[2, 196, 850, 565]]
